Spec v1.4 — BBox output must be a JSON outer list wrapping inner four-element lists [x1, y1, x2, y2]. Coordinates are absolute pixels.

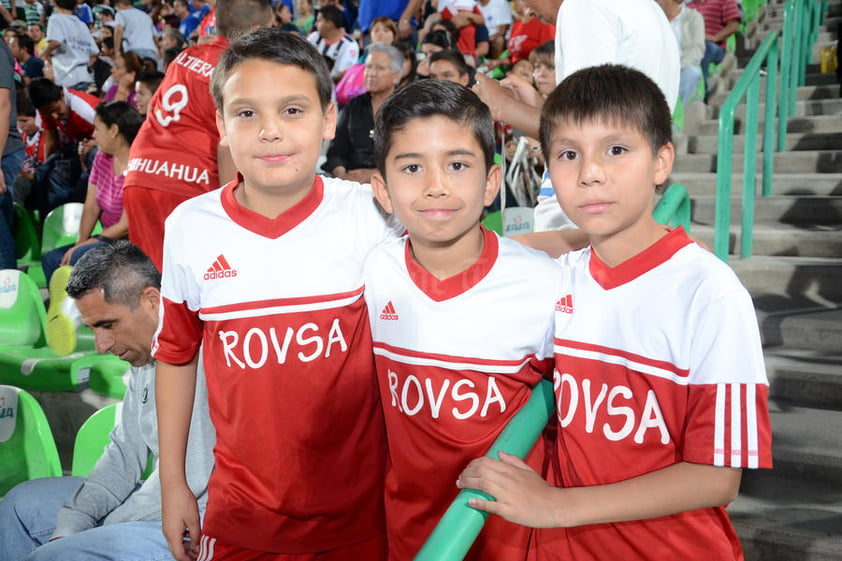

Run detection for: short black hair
[[540, 64, 672, 163], [16, 33, 34, 56], [215, 0, 273, 40], [136, 70, 164, 93], [374, 79, 494, 177], [27, 77, 62, 109], [422, 29, 452, 50], [96, 101, 144, 145], [428, 49, 469, 77], [67, 240, 161, 308], [16, 90, 35, 117], [211, 27, 332, 112], [54, 0, 77, 10], [317, 5, 343, 29]]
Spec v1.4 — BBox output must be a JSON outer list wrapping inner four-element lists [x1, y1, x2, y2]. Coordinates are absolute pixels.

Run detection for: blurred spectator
[[485, 0, 552, 72], [658, 0, 705, 106], [323, 43, 402, 184], [0, 38, 26, 269], [528, 39, 553, 97], [11, 89, 45, 207], [429, 48, 470, 86], [8, 32, 43, 85], [476, 0, 510, 59], [416, 28, 451, 77], [74, 0, 94, 27], [26, 22, 46, 56], [91, 35, 116, 92], [687, 0, 740, 102], [397, 41, 417, 86], [104, 51, 142, 105], [174, 0, 207, 41], [319, 0, 355, 36], [20, 0, 44, 27], [308, 4, 359, 82], [275, 3, 297, 32], [294, 0, 314, 35], [114, 0, 159, 61], [357, 0, 423, 43], [133, 69, 162, 116], [334, 16, 397, 106], [42, 0, 99, 90]]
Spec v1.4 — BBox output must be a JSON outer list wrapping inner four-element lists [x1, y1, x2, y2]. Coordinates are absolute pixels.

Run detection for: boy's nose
[[258, 119, 282, 142], [423, 168, 449, 197], [578, 154, 606, 186]]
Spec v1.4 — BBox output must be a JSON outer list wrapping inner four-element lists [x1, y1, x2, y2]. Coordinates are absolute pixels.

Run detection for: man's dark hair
[[16, 33, 34, 56], [317, 5, 343, 30], [54, 0, 77, 10], [374, 79, 494, 177], [136, 70, 164, 93], [16, 89, 36, 117], [422, 29, 452, 50], [540, 64, 672, 163], [215, 0, 273, 40], [428, 49, 469, 77], [27, 77, 62, 109], [211, 28, 332, 112], [67, 240, 161, 308]]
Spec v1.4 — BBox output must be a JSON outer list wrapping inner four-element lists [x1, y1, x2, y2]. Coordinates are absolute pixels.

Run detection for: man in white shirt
[[113, 0, 158, 62], [42, 0, 98, 90], [476, 0, 511, 59]]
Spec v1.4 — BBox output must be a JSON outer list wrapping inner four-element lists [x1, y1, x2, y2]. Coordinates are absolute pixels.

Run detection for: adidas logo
[[379, 301, 399, 321], [204, 254, 238, 280], [555, 294, 574, 314]]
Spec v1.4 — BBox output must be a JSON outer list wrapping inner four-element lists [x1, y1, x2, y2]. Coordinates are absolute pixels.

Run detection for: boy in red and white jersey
[[123, 0, 273, 270], [366, 79, 562, 560], [459, 65, 772, 560], [153, 28, 404, 561], [26, 77, 98, 155]]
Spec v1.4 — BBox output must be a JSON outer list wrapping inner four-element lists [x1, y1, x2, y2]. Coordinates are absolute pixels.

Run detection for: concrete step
[[794, 84, 840, 100], [729, 256, 842, 302], [756, 303, 842, 352], [692, 223, 842, 258], [764, 401, 842, 484], [731, 471, 842, 561], [687, 132, 842, 154], [696, 115, 842, 136], [689, 195, 842, 225], [706, 98, 842, 121], [667, 172, 842, 197], [764, 348, 842, 409], [672, 150, 842, 174]]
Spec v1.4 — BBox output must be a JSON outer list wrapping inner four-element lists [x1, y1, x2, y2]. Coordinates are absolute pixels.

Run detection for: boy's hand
[[457, 451, 560, 528], [162, 485, 201, 561]]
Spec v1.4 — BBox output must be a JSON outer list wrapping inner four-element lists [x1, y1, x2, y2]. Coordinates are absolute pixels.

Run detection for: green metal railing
[[654, 184, 692, 232], [714, 0, 826, 261], [415, 379, 555, 561]]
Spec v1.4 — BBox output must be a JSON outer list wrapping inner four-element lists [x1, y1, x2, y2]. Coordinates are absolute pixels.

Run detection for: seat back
[[41, 203, 82, 253], [13, 203, 40, 262], [0, 385, 62, 497], [72, 403, 120, 477], [0, 269, 47, 349]]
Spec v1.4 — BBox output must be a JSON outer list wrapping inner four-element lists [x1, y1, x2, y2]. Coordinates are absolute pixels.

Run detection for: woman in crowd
[[41, 102, 143, 284], [323, 43, 402, 184], [103, 51, 142, 105]]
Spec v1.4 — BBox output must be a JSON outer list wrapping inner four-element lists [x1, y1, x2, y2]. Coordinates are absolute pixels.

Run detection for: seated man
[[658, 0, 706, 107], [687, 0, 740, 101], [429, 48, 472, 87], [0, 240, 215, 561]]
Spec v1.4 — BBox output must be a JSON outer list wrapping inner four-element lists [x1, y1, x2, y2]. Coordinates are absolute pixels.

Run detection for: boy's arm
[[156, 356, 201, 561], [457, 452, 741, 528]]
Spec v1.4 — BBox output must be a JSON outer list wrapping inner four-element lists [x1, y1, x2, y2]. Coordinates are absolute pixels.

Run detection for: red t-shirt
[[39, 88, 99, 144], [507, 17, 554, 63], [124, 38, 227, 198], [687, 0, 742, 46]]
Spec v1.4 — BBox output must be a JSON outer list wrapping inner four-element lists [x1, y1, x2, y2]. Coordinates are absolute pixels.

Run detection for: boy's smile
[[216, 58, 336, 218], [372, 115, 500, 278], [547, 118, 673, 265]]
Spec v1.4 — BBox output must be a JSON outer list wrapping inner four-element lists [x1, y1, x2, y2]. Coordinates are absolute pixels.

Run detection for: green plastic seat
[[12, 203, 46, 288], [71, 402, 119, 477], [72, 355, 131, 399], [40, 203, 103, 254], [0, 384, 62, 497], [482, 210, 503, 235], [0, 269, 97, 392]]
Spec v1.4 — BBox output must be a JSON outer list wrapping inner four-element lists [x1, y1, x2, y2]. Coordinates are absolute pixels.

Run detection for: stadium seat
[[71, 403, 120, 477], [0, 384, 62, 497], [72, 355, 130, 399], [0, 269, 95, 392], [40, 203, 104, 255], [13, 203, 46, 288]]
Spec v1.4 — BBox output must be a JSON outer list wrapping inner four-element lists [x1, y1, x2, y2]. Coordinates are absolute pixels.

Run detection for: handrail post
[[780, 0, 795, 141], [764, 38, 779, 197], [742, 76, 761, 259], [715, 113, 735, 261]]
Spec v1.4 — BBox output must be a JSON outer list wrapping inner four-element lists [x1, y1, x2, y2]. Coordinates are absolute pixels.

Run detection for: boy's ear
[[654, 142, 675, 186], [215, 111, 228, 147], [322, 102, 337, 142], [371, 171, 394, 214], [482, 164, 502, 207]]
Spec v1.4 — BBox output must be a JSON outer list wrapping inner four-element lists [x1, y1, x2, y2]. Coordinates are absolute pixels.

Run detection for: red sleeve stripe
[[554, 339, 690, 384], [714, 383, 767, 468], [201, 286, 364, 320], [374, 342, 543, 375], [152, 297, 203, 365]]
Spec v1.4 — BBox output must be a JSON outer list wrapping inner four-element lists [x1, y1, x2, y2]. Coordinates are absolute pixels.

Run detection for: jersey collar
[[589, 226, 693, 290], [220, 174, 324, 239], [404, 226, 498, 302]]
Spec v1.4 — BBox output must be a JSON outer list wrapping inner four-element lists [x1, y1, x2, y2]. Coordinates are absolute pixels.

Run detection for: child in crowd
[[154, 28, 403, 560], [458, 64, 772, 560], [366, 78, 561, 560], [529, 40, 554, 97], [42, 0, 99, 90], [133, 69, 163, 116]]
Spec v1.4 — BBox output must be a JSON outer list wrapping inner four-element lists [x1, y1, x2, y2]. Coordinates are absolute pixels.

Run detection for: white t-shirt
[[307, 32, 360, 79], [477, 0, 512, 34], [115, 7, 158, 54], [534, 0, 680, 232], [45, 12, 99, 87]]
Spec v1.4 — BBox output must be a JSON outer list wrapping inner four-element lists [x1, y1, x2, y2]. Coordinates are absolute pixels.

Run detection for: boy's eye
[[284, 107, 303, 117], [448, 161, 467, 172], [558, 150, 577, 161], [401, 163, 421, 174], [608, 145, 627, 156], [237, 109, 255, 118]]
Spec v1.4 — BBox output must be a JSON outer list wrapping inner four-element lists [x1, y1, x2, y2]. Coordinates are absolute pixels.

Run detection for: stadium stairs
[[672, 1, 842, 558]]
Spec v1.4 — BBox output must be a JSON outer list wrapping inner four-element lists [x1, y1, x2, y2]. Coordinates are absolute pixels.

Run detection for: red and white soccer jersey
[[40, 87, 99, 144], [542, 227, 772, 561], [364, 227, 562, 561], [125, 38, 226, 199], [153, 176, 403, 554]]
